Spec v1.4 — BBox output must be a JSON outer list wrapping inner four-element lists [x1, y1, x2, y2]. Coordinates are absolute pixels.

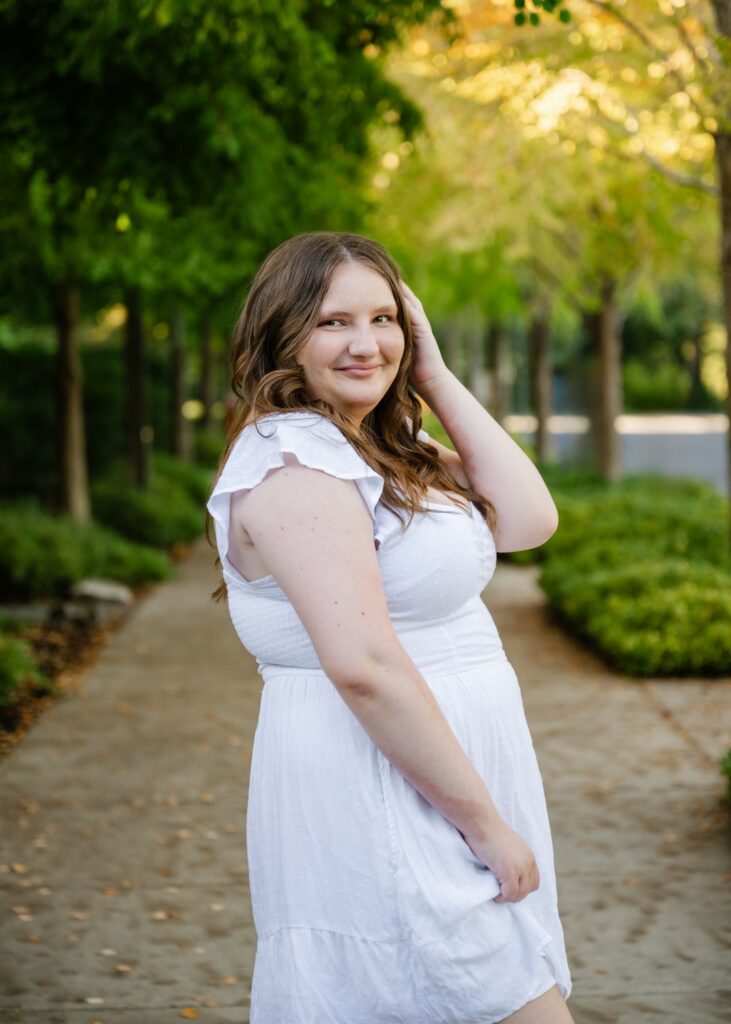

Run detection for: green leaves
[[513, 0, 571, 26], [1, 0, 452, 319]]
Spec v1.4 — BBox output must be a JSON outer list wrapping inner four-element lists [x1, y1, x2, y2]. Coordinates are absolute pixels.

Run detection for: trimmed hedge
[[541, 558, 731, 676], [0, 501, 172, 601], [529, 473, 730, 677], [545, 490, 727, 570]]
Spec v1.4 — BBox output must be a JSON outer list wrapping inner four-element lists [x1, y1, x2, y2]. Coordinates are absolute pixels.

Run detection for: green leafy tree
[[0, 0, 453, 514]]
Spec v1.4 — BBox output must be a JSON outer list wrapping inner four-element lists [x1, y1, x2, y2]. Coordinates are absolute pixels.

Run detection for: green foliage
[[0, 633, 48, 709], [623, 358, 692, 412], [194, 429, 227, 470], [0, 0, 455, 318], [545, 489, 726, 568], [151, 452, 214, 505], [0, 339, 174, 502], [513, 0, 571, 27], [520, 469, 731, 677], [0, 501, 171, 600], [541, 557, 731, 676], [91, 468, 204, 548], [721, 748, 731, 804]]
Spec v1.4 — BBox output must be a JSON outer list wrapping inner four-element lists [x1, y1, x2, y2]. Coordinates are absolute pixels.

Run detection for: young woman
[[206, 231, 575, 1023]]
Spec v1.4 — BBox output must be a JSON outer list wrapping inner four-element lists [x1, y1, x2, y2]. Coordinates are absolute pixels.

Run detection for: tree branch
[[583, 0, 707, 121], [639, 146, 718, 193]]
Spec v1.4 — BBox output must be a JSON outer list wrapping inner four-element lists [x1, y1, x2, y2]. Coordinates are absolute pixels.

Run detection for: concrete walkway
[[1, 539, 729, 1023]]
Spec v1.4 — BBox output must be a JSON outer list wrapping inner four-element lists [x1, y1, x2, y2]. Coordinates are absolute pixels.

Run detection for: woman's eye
[[375, 315, 393, 323], [320, 319, 344, 327]]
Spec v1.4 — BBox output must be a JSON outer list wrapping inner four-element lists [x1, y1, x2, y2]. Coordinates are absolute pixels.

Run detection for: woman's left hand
[[400, 280, 449, 397]]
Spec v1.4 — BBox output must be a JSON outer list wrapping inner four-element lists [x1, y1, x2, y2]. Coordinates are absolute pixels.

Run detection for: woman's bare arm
[[233, 462, 503, 844], [419, 367, 558, 554], [400, 281, 558, 555]]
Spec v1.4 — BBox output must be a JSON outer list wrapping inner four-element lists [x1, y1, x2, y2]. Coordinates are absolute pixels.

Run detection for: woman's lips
[[336, 366, 380, 377]]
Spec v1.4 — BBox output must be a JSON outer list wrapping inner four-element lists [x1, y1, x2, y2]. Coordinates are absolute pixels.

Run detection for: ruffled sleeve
[[206, 412, 385, 587]]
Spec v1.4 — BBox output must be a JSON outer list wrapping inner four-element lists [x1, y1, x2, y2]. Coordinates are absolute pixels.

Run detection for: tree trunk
[[486, 321, 507, 424], [710, 1, 731, 541], [715, 128, 731, 535], [169, 306, 190, 460], [200, 318, 213, 430], [124, 287, 149, 488], [586, 279, 623, 482], [527, 302, 553, 464], [53, 279, 90, 523]]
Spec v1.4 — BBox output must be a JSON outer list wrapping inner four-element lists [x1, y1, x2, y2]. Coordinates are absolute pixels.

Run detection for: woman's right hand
[[459, 820, 540, 903]]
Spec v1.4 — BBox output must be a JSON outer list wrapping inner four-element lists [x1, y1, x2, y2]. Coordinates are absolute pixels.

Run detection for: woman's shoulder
[[239, 409, 338, 436], [220, 409, 377, 488]]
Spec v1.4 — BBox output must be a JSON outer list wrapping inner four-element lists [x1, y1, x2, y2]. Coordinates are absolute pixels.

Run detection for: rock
[[70, 579, 134, 606]]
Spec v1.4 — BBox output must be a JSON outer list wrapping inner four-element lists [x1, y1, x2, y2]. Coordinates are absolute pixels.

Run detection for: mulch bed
[[0, 617, 120, 761]]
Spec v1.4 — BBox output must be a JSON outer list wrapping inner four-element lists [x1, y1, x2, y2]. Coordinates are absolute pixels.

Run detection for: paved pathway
[[1, 539, 729, 1022]]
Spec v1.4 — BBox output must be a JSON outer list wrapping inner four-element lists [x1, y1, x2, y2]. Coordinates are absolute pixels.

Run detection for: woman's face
[[295, 261, 406, 425]]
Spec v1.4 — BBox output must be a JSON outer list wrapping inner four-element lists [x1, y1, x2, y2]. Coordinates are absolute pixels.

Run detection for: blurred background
[[0, 0, 730, 734]]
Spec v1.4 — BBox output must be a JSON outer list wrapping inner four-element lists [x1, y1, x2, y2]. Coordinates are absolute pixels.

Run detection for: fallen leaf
[[180, 1008, 199, 1019]]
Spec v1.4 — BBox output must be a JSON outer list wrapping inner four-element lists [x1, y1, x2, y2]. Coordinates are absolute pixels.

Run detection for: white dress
[[207, 410, 572, 1024]]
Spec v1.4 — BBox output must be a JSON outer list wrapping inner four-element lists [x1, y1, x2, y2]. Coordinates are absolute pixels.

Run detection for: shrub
[[623, 357, 691, 412], [0, 633, 49, 708], [721, 749, 731, 803], [152, 452, 214, 506], [500, 466, 731, 677], [79, 524, 174, 587], [0, 501, 172, 600], [541, 556, 731, 676], [91, 472, 204, 548], [545, 490, 727, 571], [194, 430, 226, 470]]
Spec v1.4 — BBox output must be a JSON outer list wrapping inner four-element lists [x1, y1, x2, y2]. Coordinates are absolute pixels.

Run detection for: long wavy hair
[[206, 231, 497, 601]]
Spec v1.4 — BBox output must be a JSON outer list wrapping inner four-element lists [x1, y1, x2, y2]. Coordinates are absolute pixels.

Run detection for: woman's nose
[[348, 321, 380, 354]]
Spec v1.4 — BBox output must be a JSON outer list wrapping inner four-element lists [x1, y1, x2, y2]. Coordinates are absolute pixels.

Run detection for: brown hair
[[206, 230, 497, 601]]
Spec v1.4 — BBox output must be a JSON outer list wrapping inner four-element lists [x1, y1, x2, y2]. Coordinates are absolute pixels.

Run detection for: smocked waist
[[259, 599, 507, 684], [259, 648, 510, 685]]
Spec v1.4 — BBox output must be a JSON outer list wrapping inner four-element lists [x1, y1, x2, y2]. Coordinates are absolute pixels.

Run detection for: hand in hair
[[399, 280, 448, 397]]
